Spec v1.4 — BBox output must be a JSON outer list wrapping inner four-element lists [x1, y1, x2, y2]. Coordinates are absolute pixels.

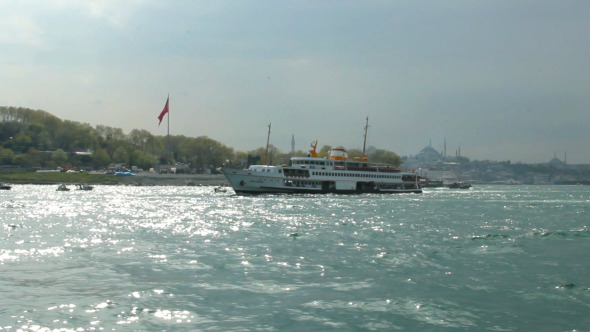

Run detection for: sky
[[1, 0, 589, 164]]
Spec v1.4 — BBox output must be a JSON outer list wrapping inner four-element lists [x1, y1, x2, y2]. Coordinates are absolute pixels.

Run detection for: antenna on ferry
[[264, 122, 271, 165], [361, 116, 369, 162]]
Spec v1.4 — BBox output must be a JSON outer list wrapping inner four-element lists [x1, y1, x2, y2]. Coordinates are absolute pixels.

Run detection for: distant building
[[404, 144, 443, 169], [548, 157, 566, 169]]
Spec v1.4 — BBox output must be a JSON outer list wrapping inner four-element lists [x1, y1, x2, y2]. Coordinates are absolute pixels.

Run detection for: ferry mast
[[263, 123, 271, 165], [361, 116, 369, 162]]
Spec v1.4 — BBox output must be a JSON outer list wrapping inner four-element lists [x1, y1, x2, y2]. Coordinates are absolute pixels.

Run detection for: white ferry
[[222, 121, 421, 195]]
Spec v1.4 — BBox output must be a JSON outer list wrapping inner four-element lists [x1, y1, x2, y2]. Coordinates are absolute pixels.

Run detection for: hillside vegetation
[[0, 106, 401, 171]]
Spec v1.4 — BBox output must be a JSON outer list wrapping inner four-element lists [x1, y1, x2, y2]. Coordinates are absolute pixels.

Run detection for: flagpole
[[157, 94, 171, 163], [167, 94, 170, 163]]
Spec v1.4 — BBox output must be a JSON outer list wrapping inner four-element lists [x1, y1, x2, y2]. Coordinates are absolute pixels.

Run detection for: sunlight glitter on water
[[1, 185, 589, 331]]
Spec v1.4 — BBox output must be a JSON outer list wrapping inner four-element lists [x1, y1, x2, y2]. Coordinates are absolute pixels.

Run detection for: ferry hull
[[221, 168, 422, 195]]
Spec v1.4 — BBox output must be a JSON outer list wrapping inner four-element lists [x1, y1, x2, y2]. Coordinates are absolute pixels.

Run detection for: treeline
[[0, 106, 401, 171]]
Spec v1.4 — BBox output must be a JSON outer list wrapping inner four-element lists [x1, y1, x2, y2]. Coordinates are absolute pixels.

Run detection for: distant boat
[[56, 184, 70, 191], [76, 184, 94, 191], [0, 183, 11, 190], [114, 172, 135, 176], [214, 186, 227, 193], [419, 178, 444, 188], [446, 181, 472, 189]]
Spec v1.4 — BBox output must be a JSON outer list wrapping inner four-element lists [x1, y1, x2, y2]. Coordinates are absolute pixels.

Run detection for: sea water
[[0, 185, 588, 331]]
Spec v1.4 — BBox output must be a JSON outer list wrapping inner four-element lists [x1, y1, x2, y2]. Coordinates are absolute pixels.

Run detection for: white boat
[[222, 120, 422, 195]]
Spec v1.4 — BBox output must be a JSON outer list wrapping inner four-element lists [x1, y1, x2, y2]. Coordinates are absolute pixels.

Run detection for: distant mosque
[[409, 138, 461, 164], [548, 151, 567, 169]]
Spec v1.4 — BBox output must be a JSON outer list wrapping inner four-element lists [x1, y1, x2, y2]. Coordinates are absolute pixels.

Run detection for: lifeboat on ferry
[[329, 148, 349, 161]]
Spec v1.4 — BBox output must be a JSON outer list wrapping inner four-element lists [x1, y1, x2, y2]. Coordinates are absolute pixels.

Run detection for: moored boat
[[114, 171, 135, 176], [222, 119, 422, 195]]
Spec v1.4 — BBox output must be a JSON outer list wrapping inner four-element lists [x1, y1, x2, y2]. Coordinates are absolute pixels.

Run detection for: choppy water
[[1, 185, 589, 331]]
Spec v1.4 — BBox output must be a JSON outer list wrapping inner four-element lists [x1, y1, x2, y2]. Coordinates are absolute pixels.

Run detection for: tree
[[129, 129, 154, 152], [318, 145, 332, 158], [92, 148, 110, 168], [22, 148, 42, 168], [51, 149, 69, 167], [179, 136, 234, 168], [368, 147, 401, 165], [113, 146, 129, 164], [12, 133, 33, 152], [1, 148, 15, 165]]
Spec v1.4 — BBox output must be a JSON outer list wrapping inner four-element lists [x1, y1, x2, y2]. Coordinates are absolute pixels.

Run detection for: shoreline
[[0, 172, 229, 187], [119, 173, 229, 186]]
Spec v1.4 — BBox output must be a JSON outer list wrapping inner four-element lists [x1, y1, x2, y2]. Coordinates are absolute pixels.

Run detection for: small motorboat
[[446, 181, 472, 189], [56, 184, 70, 191], [0, 183, 11, 190], [76, 184, 94, 191], [214, 186, 227, 193]]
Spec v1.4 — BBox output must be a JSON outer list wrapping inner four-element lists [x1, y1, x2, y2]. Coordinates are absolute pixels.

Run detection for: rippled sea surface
[[1, 185, 589, 331]]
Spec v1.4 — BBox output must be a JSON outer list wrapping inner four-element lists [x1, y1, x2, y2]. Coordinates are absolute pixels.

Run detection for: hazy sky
[[2, 1, 589, 164]]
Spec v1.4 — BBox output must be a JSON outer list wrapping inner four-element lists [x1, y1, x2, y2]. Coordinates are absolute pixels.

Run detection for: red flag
[[158, 96, 169, 125]]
